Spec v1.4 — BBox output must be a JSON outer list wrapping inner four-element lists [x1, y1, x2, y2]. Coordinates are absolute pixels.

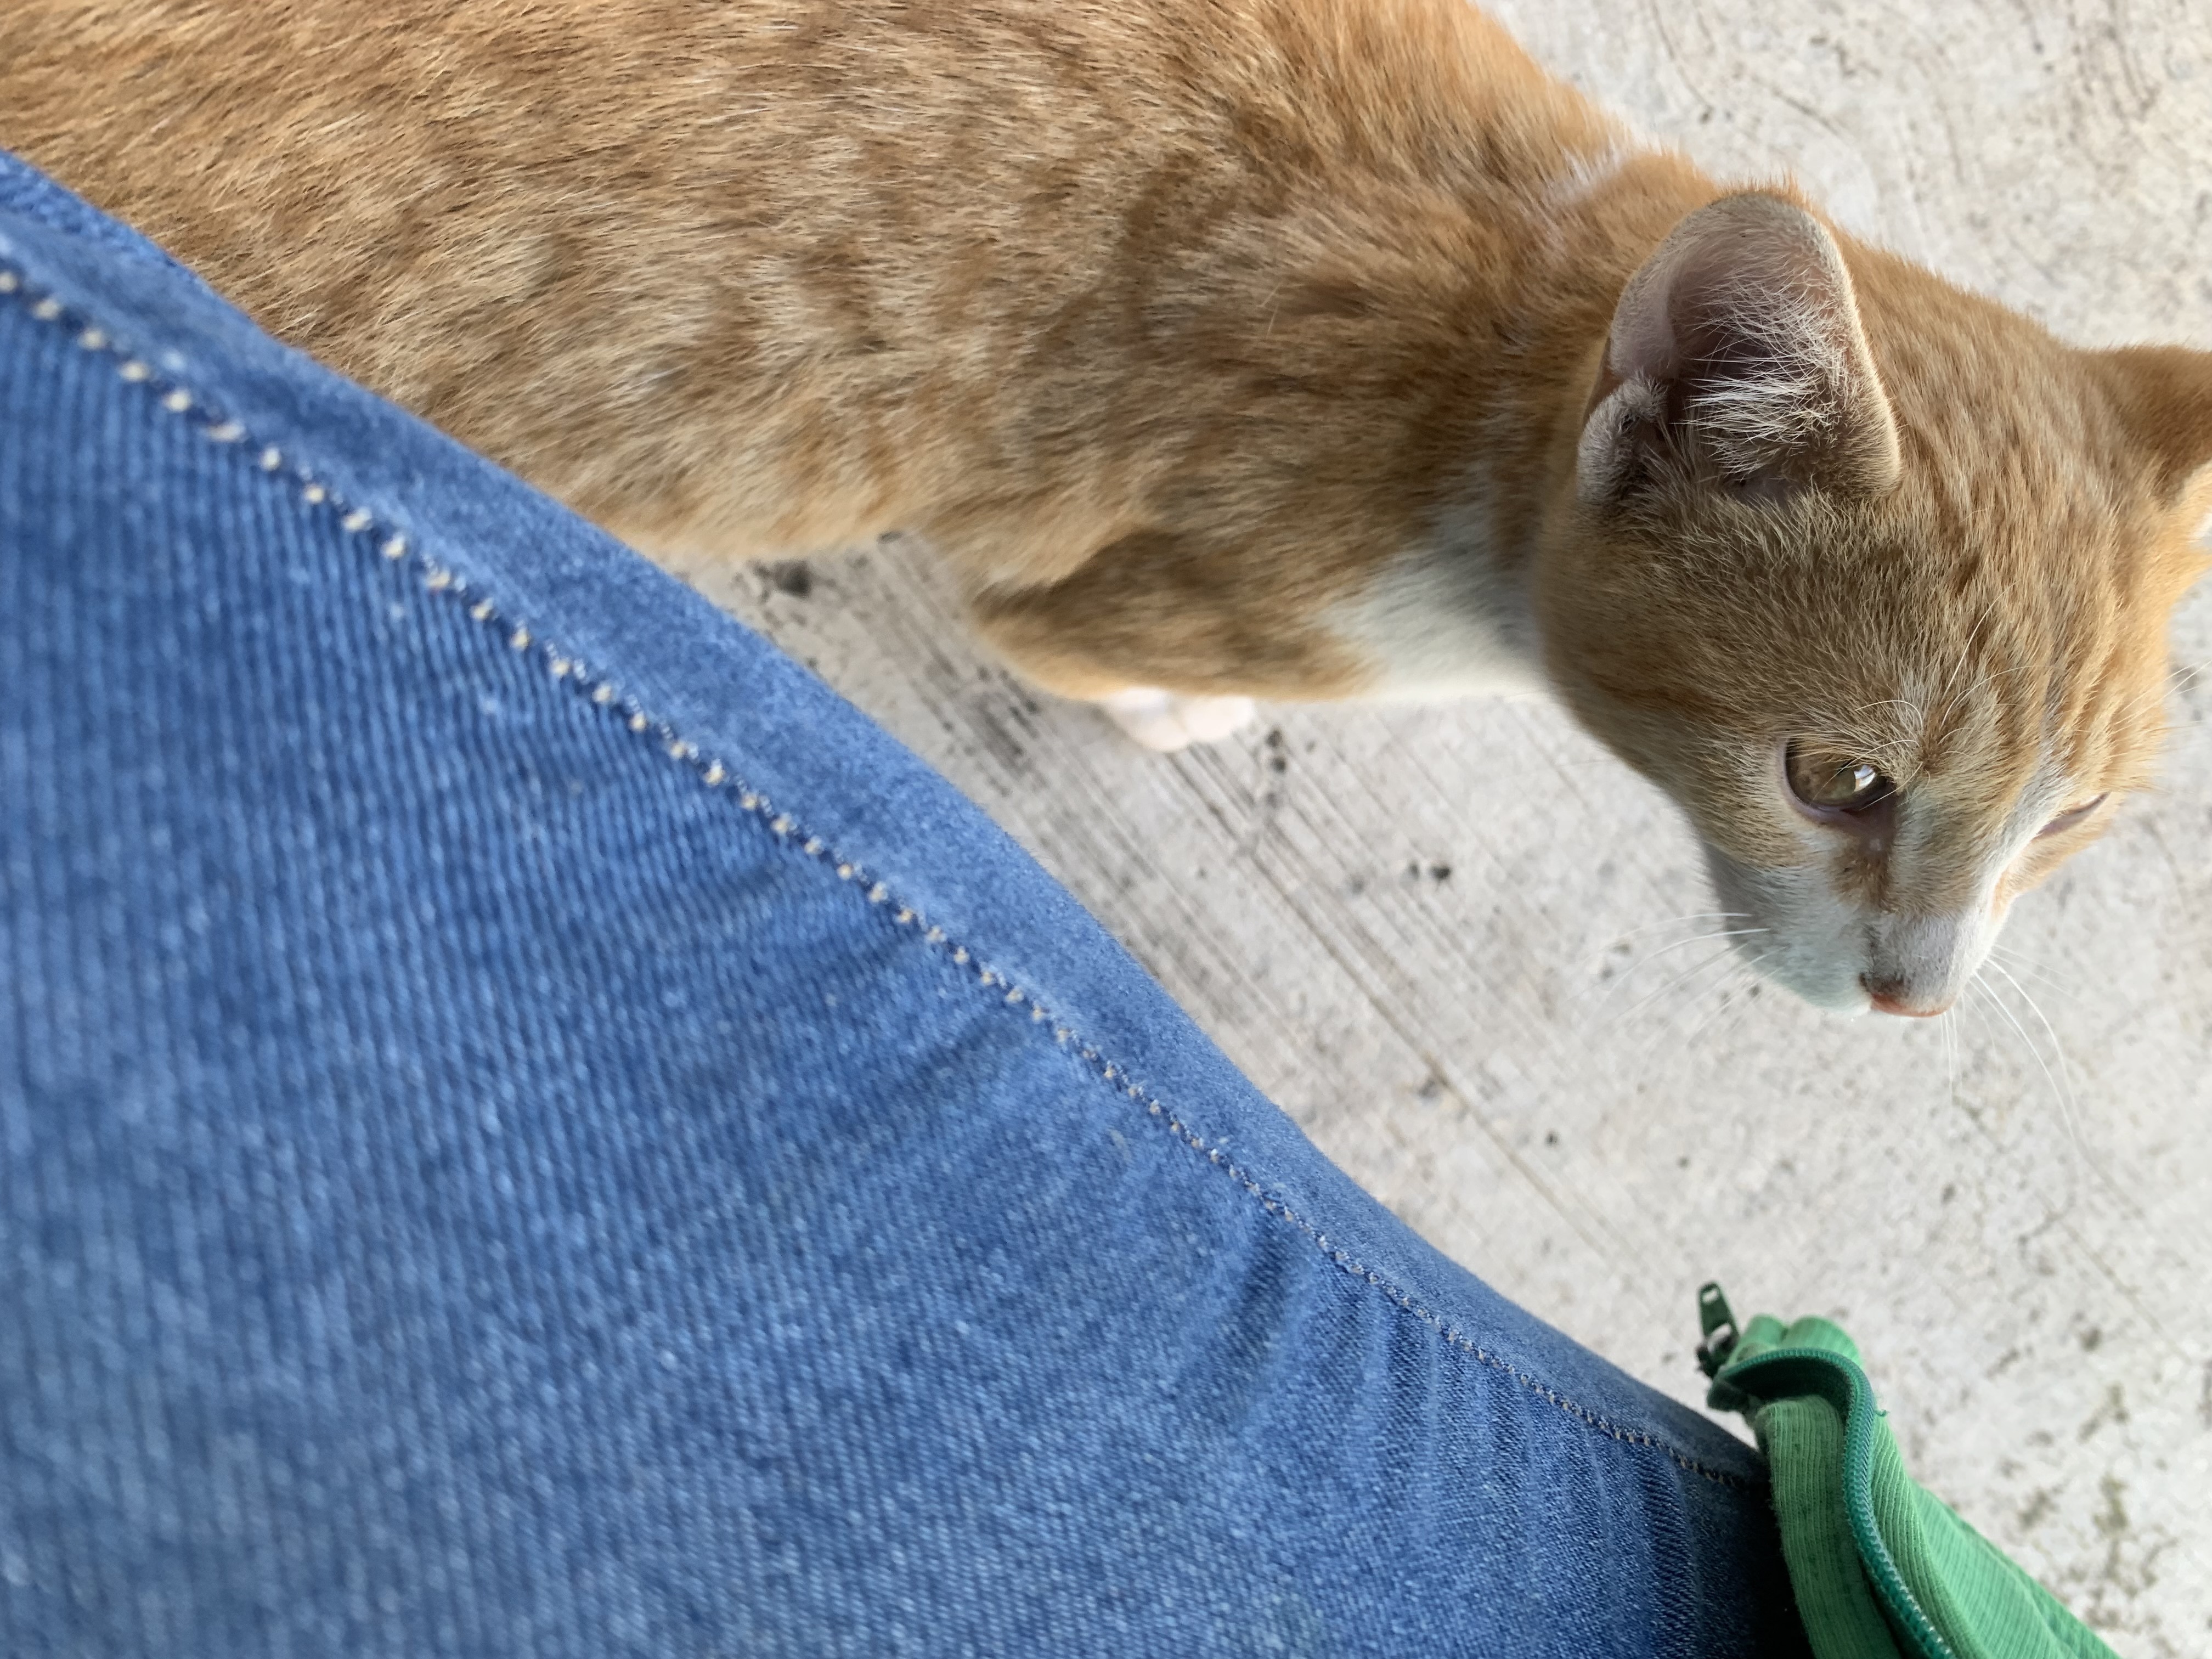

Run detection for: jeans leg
[[0, 159, 1804, 1658]]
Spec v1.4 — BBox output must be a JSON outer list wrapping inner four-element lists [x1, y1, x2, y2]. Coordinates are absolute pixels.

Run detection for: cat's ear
[[1577, 192, 1902, 507], [2096, 346, 2212, 527]]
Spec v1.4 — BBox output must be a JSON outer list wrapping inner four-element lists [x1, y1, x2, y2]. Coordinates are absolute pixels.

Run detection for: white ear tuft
[[1578, 193, 1901, 506]]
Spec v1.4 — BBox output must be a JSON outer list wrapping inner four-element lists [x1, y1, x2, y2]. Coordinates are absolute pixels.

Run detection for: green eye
[[1785, 741, 1894, 814]]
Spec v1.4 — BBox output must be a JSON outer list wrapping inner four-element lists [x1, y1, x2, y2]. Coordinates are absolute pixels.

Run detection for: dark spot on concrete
[[2095, 1475, 2130, 1539], [2018, 1488, 2055, 1530], [1429, 862, 1453, 882], [766, 560, 814, 598], [1543, 1130, 1560, 1147], [1941, 1182, 1956, 1203], [2080, 1325, 2103, 1351], [2078, 1383, 2129, 1442], [968, 702, 1029, 771]]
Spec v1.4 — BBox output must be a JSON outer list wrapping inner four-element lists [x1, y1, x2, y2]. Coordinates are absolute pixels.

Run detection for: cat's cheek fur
[[1702, 840, 2006, 1016], [1700, 851, 1871, 1012]]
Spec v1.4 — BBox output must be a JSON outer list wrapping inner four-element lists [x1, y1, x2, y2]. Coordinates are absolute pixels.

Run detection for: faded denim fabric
[[0, 154, 1806, 1657]]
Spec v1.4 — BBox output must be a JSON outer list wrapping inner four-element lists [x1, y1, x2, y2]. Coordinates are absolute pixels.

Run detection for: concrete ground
[[691, 4, 2212, 1651]]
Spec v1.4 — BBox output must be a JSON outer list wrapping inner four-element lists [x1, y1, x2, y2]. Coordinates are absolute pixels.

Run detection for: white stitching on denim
[[2, 263, 1755, 1494]]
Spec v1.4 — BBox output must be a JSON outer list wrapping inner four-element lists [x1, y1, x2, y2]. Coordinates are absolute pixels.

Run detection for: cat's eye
[[1784, 741, 1894, 815], [2036, 793, 2108, 838]]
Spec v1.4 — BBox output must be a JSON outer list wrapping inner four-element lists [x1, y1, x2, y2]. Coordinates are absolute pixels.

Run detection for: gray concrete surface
[[689, 4, 2212, 1651]]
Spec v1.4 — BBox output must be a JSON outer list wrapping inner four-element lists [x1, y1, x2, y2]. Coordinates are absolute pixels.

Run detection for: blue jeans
[[0, 154, 1804, 1657]]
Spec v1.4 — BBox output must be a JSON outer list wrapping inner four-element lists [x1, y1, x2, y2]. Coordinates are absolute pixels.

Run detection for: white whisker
[[1610, 938, 1748, 1029], [1634, 927, 1771, 963], [1594, 911, 1751, 951], [1986, 944, 2078, 1005], [1677, 956, 1768, 1048], [1971, 967, 2081, 1161], [1592, 924, 1765, 1007], [1630, 952, 1765, 1072], [1942, 1004, 1960, 1114]]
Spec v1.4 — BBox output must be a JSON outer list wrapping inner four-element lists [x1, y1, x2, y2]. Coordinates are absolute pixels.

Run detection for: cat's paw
[[1097, 687, 1259, 751]]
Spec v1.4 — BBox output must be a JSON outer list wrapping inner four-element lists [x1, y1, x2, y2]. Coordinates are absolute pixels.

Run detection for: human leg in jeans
[[0, 155, 1804, 1657]]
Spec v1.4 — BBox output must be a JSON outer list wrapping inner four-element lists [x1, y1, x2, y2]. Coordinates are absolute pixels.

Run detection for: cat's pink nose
[[1863, 977, 1950, 1018]]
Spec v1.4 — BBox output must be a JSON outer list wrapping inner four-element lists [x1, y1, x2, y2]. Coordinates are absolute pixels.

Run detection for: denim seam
[[2, 262, 1755, 1496]]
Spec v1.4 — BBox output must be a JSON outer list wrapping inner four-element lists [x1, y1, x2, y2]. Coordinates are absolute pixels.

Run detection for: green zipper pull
[[1695, 1281, 1739, 1378]]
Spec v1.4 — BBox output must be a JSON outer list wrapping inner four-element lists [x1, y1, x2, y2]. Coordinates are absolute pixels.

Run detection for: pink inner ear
[[1607, 255, 1686, 391], [2035, 794, 2108, 838], [1593, 192, 1901, 498]]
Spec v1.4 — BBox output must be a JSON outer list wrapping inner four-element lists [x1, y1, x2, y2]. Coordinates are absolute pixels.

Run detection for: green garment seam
[[1718, 1347, 1955, 1659]]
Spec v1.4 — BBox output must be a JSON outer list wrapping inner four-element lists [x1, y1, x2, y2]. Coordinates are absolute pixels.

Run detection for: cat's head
[[1540, 191, 2212, 1015]]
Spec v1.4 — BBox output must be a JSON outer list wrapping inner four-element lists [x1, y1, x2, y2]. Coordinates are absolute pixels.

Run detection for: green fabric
[[1698, 1289, 2119, 1659]]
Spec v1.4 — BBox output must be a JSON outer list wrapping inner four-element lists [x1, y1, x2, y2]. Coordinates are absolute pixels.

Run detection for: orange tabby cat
[[5, 0, 2208, 1017]]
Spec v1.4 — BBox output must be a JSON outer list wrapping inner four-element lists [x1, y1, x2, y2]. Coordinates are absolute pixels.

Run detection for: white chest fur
[[1327, 507, 1545, 702]]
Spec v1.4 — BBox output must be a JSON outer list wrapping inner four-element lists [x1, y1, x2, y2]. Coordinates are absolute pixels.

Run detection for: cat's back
[[1, 1, 1627, 559]]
